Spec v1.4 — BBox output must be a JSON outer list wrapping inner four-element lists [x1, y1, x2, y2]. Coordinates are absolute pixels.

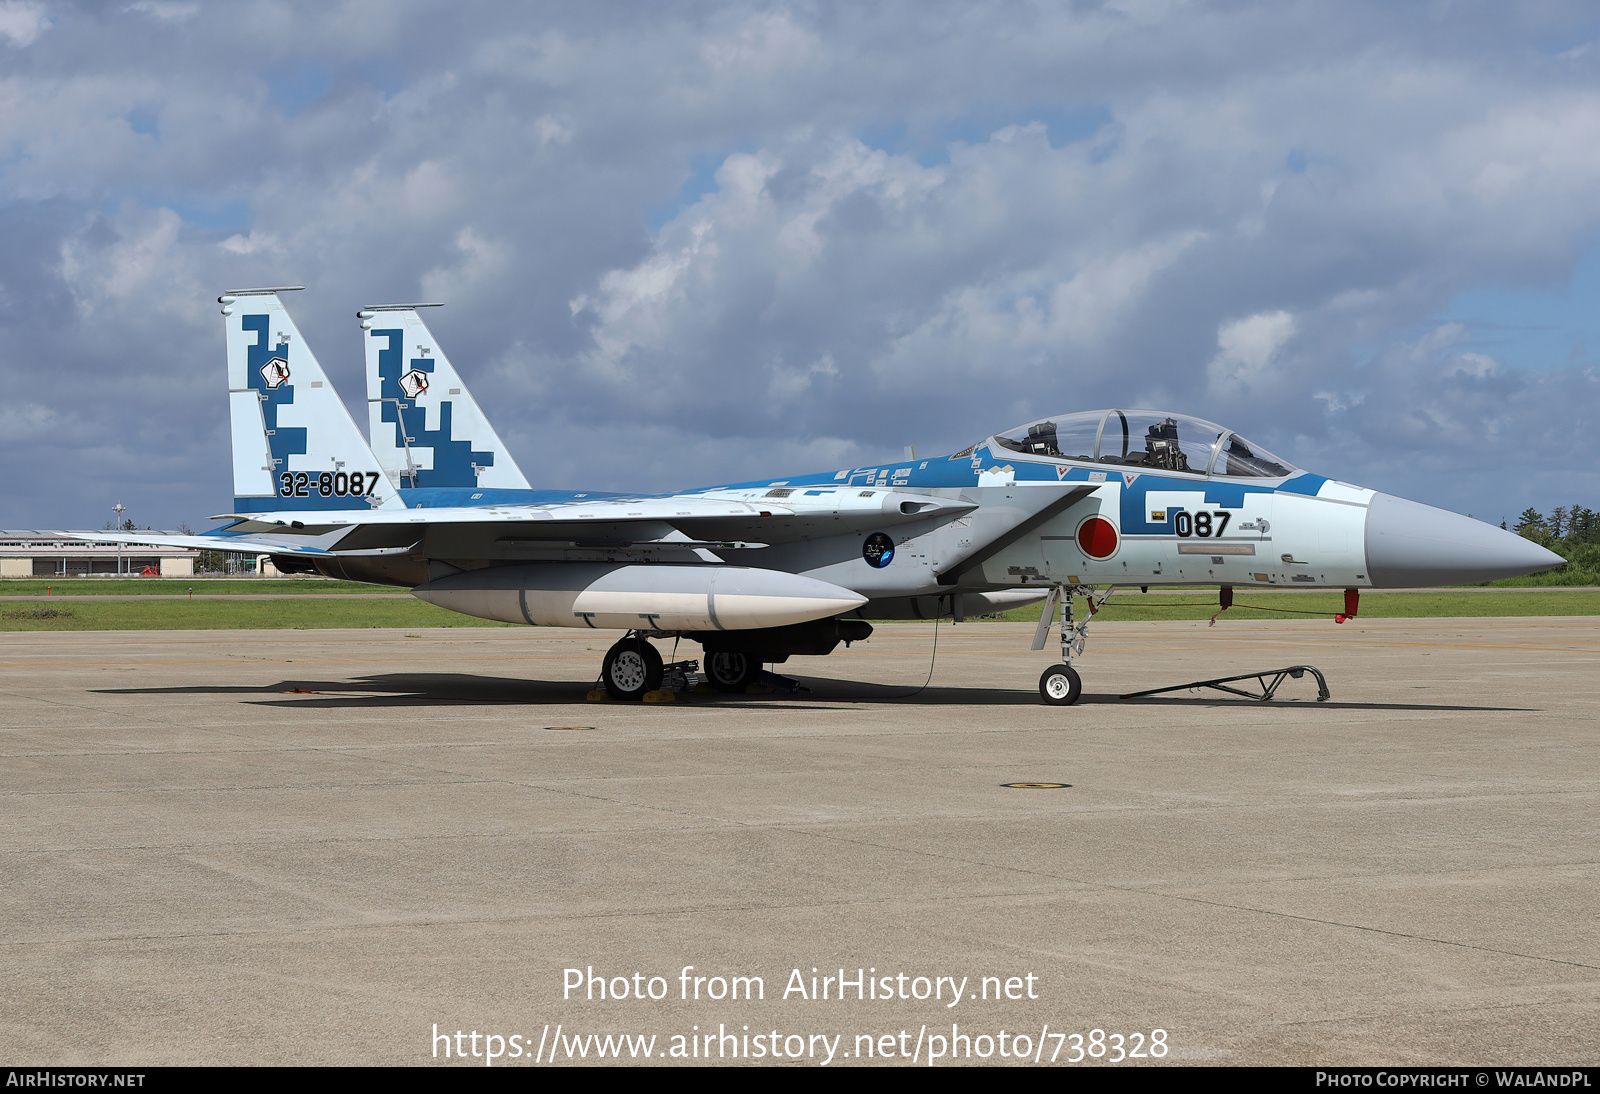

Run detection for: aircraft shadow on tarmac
[[93, 674, 1533, 712], [93, 673, 1022, 708]]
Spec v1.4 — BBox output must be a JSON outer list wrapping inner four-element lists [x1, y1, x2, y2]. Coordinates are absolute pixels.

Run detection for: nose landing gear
[[1033, 584, 1116, 705]]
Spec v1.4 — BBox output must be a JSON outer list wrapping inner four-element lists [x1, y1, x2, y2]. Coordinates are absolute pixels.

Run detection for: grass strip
[[0, 578, 380, 597], [988, 589, 1600, 622], [0, 598, 513, 630]]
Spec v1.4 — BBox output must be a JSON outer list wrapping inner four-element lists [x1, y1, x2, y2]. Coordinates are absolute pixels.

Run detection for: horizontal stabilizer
[[57, 530, 308, 555]]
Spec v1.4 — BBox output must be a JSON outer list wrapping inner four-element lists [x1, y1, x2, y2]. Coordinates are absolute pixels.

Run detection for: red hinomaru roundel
[[1076, 514, 1119, 559]]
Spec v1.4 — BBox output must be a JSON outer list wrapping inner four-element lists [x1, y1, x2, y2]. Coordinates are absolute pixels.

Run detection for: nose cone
[[1364, 493, 1564, 587]]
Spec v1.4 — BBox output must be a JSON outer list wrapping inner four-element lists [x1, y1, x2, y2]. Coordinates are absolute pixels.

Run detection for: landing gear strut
[[601, 634, 664, 700], [1033, 584, 1116, 706]]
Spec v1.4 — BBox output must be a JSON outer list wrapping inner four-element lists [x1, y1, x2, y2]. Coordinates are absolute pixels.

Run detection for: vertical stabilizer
[[360, 304, 533, 492], [221, 288, 403, 512]]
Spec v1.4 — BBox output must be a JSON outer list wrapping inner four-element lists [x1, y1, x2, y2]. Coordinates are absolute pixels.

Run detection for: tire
[[602, 638, 664, 700], [704, 651, 759, 693], [1039, 664, 1082, 706]]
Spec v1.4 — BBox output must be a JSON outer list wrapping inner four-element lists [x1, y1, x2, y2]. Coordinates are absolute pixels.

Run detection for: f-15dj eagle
[[74, 287, 1562, 705]]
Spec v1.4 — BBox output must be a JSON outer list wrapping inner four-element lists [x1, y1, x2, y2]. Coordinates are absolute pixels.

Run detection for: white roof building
[[0, 531, 197, 578]]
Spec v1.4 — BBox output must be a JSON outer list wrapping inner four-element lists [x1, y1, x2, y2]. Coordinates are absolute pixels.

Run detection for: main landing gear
[[595, 633, 808, 701], [1032, 584, 1116, 706], [600, 635, 664, 700], [704, 650, 759, 693]]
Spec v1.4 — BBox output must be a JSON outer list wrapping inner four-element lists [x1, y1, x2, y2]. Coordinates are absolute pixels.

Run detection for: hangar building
[[0, 531, 197, 578]]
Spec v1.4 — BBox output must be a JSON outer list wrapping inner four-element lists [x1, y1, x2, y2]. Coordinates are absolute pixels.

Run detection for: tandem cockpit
[[987, 409, 1295, 479]]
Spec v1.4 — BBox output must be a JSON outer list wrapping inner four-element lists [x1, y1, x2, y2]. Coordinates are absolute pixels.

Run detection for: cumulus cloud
[[124, 1, 199, 21], [3, 0, 1600, 528], [1207, 311, 1296, 395], [0, 1, 47, 47], [60, 206, 192, 310]]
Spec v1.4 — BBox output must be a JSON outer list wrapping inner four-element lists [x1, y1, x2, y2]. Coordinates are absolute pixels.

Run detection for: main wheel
[[602, 638, 664, 700], [704, 651, 759, 693], [1039, 664, 1082, 706]]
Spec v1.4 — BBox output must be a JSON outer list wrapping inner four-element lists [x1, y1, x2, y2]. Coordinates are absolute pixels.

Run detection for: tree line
[[1503, 504, 1600, 585], [1512, 505, 1600, 546]]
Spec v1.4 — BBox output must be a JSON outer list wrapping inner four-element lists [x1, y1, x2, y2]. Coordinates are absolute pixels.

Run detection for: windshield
[[992, 410, 1296, 478], [1214, 433, 1293, 477], [1097, 411, 1221, 474]]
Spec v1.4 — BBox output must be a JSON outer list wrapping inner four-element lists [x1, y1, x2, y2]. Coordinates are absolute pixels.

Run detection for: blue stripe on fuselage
[[1114, 472, 1284, 533], [397, 487, 628, 507], [399, 447, 1312, 520], [684, 444, 1305, 501], [1276, 473, 1328, 496]]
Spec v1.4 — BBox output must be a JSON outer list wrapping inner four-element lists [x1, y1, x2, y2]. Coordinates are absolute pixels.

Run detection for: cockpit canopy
[[990, 410, 1295, 478]]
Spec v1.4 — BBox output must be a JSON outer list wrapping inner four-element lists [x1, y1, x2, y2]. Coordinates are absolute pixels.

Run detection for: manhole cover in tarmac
[[546, 726, 597, 731], [1001, 782, 1071, 789]]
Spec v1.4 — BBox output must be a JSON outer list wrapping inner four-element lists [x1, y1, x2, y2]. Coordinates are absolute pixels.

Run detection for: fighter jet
[[72, 288, 1564, 705]]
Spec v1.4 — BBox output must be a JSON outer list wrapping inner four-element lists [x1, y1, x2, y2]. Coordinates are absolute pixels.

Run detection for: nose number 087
[[1173, 510, 1230, 538]]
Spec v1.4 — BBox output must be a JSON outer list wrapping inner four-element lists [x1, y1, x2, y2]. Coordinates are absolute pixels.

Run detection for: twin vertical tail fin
[[359, 305, 532, 494], [221, 288, 403, 513], [219, 291, 528, 515]]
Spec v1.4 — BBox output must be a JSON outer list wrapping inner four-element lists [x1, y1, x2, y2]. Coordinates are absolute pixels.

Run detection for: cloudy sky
[[3, 0, 1599, 530]]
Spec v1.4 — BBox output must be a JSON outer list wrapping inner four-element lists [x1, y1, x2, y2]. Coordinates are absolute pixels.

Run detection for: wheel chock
[[753, 670, 809, 695], [586, 689, 612, 702], [642, 689, 677, 703]]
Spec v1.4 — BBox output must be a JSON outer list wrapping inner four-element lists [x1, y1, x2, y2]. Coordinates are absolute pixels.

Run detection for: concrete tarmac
[[2, 617, 1597, 1067]]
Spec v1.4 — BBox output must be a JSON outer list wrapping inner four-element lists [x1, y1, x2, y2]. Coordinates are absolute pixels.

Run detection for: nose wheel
[[1039, 664, 1083, 706], [601, 636, 664, 700]]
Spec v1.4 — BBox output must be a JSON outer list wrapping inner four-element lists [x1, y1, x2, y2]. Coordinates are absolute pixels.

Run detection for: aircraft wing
[[199, 489, 978, 558], [934, 485, 1097, 583], [59, 529, 356, 555]]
